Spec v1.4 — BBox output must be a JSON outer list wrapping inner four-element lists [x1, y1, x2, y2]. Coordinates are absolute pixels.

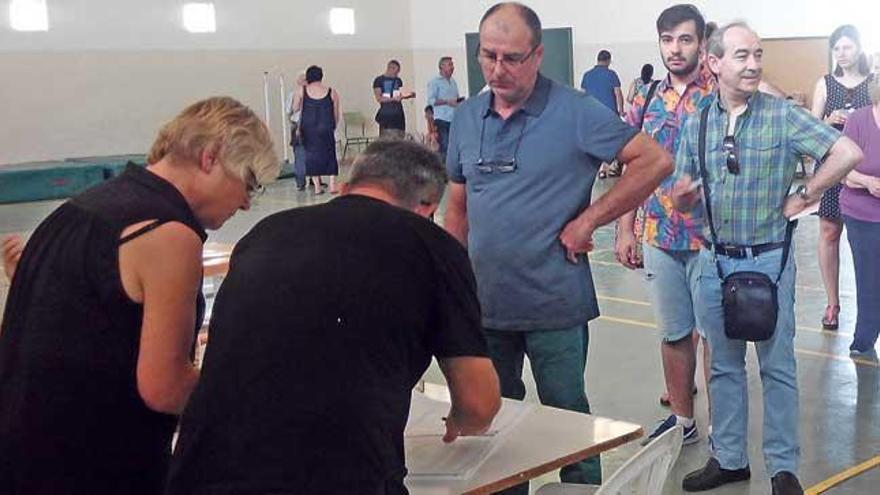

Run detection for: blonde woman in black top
[[0, 96, 278, 494]]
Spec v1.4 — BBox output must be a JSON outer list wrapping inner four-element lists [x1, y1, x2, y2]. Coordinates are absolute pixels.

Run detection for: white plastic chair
[[535, 424, 683, 495]]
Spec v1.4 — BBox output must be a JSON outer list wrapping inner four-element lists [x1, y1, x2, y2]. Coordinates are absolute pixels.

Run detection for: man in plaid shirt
[[672, 22, 862, 494]]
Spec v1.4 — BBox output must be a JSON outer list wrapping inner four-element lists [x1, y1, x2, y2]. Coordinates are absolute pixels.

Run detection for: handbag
[[630, 80, 662, 268], [697, 105, 796, 342], [289, 86, 305, 147]]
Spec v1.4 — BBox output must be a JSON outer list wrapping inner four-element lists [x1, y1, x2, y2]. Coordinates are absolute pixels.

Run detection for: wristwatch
[[795, 184, 810, 202]]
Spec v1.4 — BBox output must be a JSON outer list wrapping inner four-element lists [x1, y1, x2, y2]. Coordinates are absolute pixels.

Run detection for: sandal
[[822, 305, 840, 330]]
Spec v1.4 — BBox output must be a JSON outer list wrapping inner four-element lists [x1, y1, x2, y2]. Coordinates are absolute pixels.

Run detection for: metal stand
[[279, 73, 290, 164], [262, 71, 271, 132]]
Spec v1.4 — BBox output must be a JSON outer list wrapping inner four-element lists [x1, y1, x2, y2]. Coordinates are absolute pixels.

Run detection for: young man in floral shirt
[[615, 3, 715, 446]]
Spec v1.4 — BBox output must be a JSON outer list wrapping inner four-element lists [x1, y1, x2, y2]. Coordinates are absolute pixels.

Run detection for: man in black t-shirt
[[167, 139, 501, 495], [373, 60, 416, 136]]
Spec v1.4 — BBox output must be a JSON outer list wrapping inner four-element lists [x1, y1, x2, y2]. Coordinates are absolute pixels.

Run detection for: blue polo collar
[[481, 73, 551, 119]]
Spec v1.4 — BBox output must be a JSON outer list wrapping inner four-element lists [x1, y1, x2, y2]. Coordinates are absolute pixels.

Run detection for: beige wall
[[0, 50, 416, 165], [762, 38, 830, 110]]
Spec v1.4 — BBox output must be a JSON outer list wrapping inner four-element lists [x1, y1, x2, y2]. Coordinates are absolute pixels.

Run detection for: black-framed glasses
[[245, 170, 266, 200], [473, 112, 528, 175], [476, 158, 517, 174], [475, 43, 538, 69], [722, 135, 740, 175]]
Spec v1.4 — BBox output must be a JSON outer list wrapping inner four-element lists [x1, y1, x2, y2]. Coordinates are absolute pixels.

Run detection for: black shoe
[[771, 471, 803, 495], [683, 458, 751, 492]]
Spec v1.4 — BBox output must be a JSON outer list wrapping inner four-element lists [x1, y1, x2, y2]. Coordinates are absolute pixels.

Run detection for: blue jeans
[[292, 143, 307, 189], [483, 325, 600, 495], [695, 247, 799, 476], [843, 216, 880, 352]]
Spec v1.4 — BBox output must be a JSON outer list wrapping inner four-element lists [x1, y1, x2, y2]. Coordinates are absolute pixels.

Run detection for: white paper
[[404, 392, 532, 480], [790, 201, 820, 220]]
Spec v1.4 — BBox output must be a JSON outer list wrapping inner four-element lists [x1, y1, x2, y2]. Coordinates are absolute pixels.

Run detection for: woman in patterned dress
[[811, 25, 874, 330]]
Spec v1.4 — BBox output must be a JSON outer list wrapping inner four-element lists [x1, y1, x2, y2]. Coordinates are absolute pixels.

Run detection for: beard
[[664, 52, 700, 76]]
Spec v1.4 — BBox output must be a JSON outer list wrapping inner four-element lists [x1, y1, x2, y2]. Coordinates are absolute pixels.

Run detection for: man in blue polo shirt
[[581, 50, 624, 116], [445, 2, 673, 492], [426, 56, 462, 160]]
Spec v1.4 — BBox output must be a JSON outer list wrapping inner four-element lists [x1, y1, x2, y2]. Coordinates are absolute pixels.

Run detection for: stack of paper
[[405, 391, 532, 480]]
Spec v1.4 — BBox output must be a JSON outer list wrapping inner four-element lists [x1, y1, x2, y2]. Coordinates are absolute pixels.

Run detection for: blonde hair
[[148, 96, 280, 185]]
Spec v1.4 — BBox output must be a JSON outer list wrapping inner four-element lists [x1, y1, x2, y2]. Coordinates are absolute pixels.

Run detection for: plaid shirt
[[676, 91, 841, 245], [626, 71, 715, 250]]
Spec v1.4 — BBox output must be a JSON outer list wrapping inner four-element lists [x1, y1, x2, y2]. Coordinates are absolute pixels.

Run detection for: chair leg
[[343, 142, 349, 160]]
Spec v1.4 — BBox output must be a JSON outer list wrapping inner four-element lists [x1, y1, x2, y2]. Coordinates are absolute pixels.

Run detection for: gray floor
[[0, 169, 877, 494]]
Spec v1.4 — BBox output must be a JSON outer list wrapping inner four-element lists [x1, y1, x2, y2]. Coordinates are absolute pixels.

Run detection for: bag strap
[[697, 105, 724, 279], [698, 103, 796, 283], [629, 79, 662, 233], [777, 217, 797, 284], [637, 80, 662, 131]]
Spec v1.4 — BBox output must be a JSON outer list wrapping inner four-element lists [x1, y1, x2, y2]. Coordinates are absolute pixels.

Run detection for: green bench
[[0, 161, 106, 204]]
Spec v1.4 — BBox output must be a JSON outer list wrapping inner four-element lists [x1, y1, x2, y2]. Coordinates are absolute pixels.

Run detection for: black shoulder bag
[[697, 106, 796, 342]]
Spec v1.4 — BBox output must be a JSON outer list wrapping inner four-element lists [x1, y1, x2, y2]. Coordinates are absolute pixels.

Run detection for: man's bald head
[[479, 2, 542, 48]]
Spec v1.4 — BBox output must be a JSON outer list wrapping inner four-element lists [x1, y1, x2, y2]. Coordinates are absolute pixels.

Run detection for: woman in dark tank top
[[293, 64, 341, 194], [0, 96, 279, 494], [810, 25, 874, 332]]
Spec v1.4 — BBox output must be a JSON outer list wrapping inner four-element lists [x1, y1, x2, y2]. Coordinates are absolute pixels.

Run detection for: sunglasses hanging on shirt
[[475, 115, 528, 174], [722, 135, 740, 175]]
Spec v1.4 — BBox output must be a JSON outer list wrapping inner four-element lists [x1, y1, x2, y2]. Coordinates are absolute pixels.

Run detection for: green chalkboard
[[465, 27, 574, 97]]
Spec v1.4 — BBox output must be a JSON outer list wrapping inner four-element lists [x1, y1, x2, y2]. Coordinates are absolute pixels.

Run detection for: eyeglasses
[[476, 158, 517, 174], [722, 135, 740, 175], [245, 170, 266, 199], [473, 112, 528, 175], [475, 44, 538, 69]]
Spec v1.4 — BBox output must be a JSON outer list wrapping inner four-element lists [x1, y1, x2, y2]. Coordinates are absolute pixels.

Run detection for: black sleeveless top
[[0, 164, 207, 494], [823, 73, 874, 130]]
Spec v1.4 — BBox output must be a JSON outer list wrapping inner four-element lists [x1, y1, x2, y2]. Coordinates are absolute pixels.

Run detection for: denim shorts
[[642, 243, 704, 342]]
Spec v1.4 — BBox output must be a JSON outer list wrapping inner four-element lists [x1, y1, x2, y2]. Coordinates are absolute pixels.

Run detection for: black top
[[823, 73, 874, 129], [0, 164, 206, 495], [167, 195, 488, 495], [373, 75, 405, 126]]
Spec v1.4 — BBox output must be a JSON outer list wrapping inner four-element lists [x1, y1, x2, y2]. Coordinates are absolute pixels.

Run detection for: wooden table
[[405, 395, 643, 495]]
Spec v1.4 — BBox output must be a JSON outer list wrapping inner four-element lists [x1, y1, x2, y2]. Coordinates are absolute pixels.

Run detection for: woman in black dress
[[811, 25, 874, 330], [0, 96, 278, 494], [298, 65, 340, 194]]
